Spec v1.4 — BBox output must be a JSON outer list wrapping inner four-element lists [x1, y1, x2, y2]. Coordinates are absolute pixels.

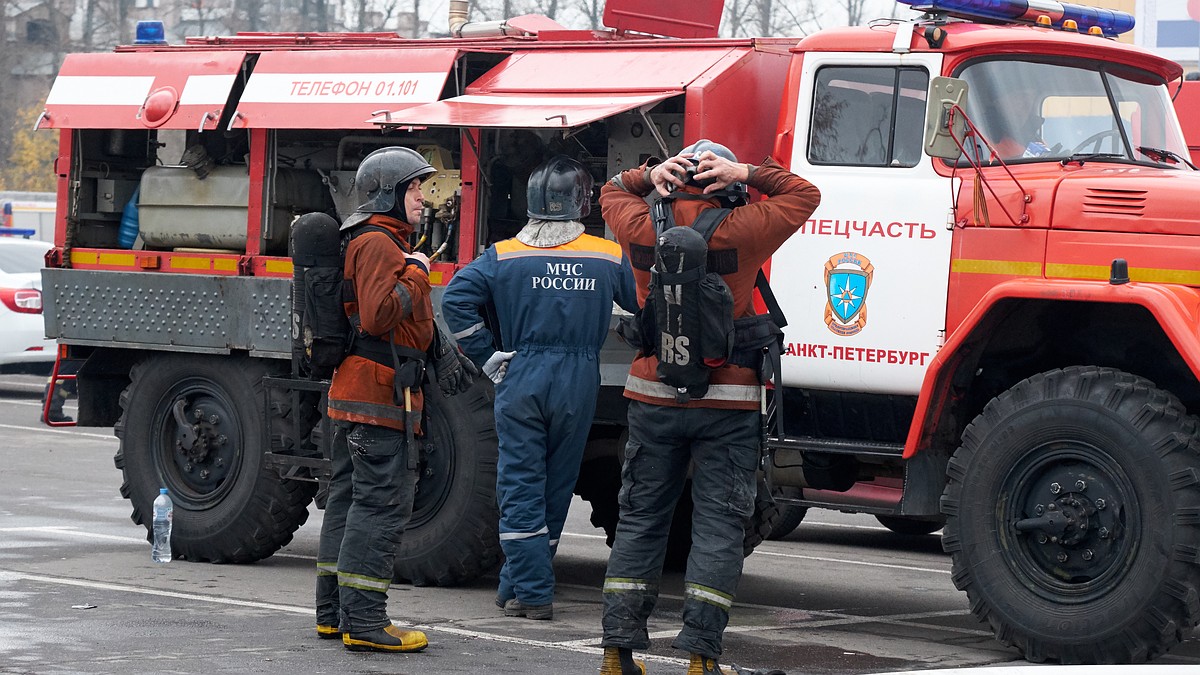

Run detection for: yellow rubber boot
[[599, 646, 647, 674], [687, 654, 736, 675], [342, 624, 429, 652]]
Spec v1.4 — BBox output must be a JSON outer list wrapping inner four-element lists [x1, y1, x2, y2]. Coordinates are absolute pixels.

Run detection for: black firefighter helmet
[[353, 146, 436, 218], [526, 154, 593, 221]]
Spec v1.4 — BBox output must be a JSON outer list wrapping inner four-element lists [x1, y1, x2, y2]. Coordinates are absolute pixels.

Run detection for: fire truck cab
[[38, 0, 1200, 664]]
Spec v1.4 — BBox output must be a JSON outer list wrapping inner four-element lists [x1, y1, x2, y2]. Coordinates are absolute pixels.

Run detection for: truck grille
[[1082, 188, 1146, 217]]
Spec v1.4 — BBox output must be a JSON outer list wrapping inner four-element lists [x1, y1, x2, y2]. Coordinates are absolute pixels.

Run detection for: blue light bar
[[897, 0, 1135, 37], [134, 20, 168, 45]]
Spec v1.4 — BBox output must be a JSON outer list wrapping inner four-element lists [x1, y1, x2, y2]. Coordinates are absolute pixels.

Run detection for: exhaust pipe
[[447, 0, 525, 38], [448, 0, 469, 37]]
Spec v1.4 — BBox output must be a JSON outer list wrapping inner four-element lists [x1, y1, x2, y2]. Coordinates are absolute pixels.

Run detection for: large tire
[[392, 381, 501, 586], [941, 366, 1200, 663], [766, 487, 808, 540], [114, 355, 316, 563], [875, 514, 944, 536]]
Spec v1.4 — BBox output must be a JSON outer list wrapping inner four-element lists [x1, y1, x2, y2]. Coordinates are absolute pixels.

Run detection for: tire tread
[[942, 365, 1200, 663]]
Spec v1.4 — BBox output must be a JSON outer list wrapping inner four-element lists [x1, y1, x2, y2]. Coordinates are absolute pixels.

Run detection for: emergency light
[[897, 0, 1135, 37], [134, 20, 168, 45]]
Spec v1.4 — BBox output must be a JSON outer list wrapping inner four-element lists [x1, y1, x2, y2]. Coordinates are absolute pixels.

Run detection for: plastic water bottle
[[152, 488, 173, 563], [118, 187, 140, 249]]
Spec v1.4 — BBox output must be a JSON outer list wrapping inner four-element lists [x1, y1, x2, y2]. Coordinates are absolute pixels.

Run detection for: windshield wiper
[[1136, 146, 1198, 170], [1062, 152, 1126, 165]]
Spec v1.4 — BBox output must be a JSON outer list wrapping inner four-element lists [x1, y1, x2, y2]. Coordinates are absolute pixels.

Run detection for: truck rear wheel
[[578, 458, 781, 569], [114, 355, 316, 563], [657, 476, 781, 570], [765, 487, 808, 540], [580, 468, 777, 571], [942, 366, 1200, 663], [393, 382, 501, 586]]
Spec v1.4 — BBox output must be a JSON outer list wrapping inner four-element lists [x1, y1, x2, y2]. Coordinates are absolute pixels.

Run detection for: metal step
[[768, 434, 905, 458]]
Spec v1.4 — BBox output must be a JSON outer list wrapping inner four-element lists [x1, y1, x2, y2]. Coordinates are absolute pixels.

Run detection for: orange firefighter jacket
[[600, 158, 821, 411], [326, 214, 434, 432]]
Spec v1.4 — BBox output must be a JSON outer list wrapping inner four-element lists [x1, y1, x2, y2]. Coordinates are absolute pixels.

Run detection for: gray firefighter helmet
[[526, 155, 593, 221], [354, 146, 436, 215]]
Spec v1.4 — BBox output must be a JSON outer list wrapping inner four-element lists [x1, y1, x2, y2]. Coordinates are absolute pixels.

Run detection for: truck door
[[776, 52, 953, 395]]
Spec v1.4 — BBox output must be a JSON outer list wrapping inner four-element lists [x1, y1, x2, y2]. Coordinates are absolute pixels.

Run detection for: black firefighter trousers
[[601, 400, 761, 659], [315, 421, 419, 633]]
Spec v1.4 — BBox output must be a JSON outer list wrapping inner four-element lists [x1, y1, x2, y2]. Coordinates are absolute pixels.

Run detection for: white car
[[0, 237, 56, 374]]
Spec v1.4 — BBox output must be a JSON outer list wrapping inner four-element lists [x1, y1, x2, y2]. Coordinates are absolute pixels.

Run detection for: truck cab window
[[808, 66, 929, 168], [955, 59, 1188, 166]]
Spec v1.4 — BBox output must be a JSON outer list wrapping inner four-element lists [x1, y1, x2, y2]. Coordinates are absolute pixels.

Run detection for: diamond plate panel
[[42, 269, 290, 357]]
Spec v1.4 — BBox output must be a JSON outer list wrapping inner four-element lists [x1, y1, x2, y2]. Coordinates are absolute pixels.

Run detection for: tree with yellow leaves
[[0, 104, 57, 192]]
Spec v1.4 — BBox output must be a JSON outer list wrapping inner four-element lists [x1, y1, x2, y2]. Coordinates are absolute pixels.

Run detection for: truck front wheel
[[942, 366, 1200, 663], [114, 355, 316, 563]]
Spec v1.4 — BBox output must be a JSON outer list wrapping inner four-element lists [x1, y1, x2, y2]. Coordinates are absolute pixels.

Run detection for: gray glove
[[482, 350, 516, 384]]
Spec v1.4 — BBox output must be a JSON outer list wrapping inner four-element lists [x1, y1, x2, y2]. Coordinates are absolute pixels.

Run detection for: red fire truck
[[38, 0, 1200, 663]]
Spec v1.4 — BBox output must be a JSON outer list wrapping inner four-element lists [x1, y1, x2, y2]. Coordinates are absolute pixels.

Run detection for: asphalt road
[[1, 373, 1198, 675]]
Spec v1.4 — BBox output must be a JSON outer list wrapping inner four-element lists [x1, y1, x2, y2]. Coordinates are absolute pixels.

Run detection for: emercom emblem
[[824, 251, 873, 337]]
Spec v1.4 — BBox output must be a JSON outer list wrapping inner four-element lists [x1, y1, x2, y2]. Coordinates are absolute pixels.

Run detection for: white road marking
[[0, 570, 313, 615], [753, 548, 951, 575], [0, 422, 116, 441], [717, 609, 992, 638], [802, 520, 899, 532], [0, 526, 145, 544], [0, 399, 74, 409], [0, 569, 690, 668], [0, 382, 50, 392]]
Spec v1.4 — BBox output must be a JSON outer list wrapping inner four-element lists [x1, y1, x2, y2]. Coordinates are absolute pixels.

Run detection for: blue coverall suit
[[442, 233, 637, 608]]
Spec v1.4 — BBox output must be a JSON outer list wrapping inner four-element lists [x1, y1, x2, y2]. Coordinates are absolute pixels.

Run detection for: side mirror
[[924, 77, 969, 160]]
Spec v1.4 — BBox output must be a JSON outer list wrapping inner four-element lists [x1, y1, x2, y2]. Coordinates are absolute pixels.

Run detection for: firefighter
[[970, 79, 1052, 160], [314, 146, 436, 653], [441, 155, 638, 621], [597, 140, 821, 675]]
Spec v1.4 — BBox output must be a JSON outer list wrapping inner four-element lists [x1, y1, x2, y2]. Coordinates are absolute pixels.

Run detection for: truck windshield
[[956, 58, 1189, 167]]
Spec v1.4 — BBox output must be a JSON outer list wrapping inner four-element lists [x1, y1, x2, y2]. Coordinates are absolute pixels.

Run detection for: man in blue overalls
[[442, 154, 637, 619]]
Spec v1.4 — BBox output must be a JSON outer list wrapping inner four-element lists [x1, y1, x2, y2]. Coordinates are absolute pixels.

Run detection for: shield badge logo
[[824, 252, 874, 336]]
